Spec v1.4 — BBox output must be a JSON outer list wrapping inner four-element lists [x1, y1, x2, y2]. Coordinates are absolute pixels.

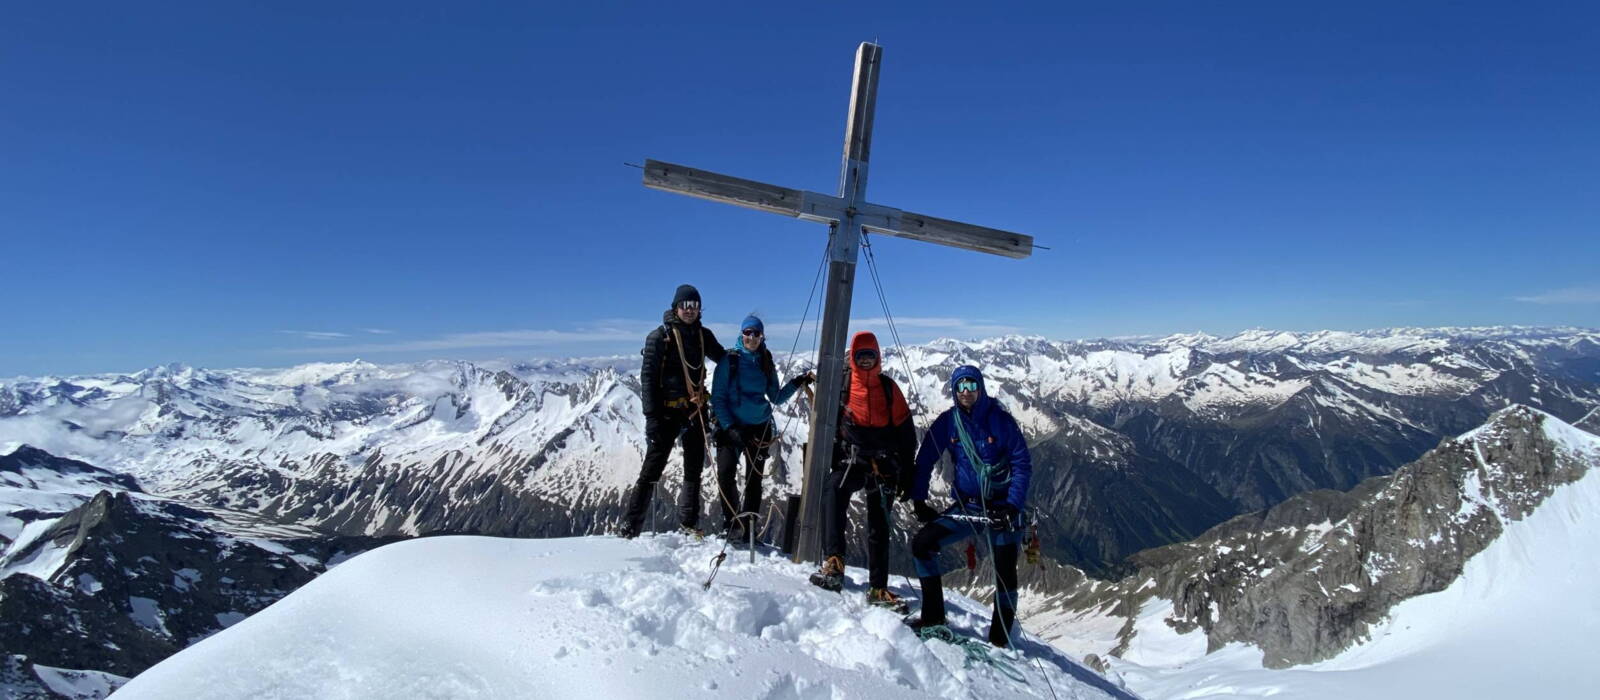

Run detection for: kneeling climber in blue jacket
[[903, 365, 1033, 648]]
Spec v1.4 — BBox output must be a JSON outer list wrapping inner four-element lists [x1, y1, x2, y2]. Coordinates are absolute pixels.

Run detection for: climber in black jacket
[[619, 284, 726, 538]]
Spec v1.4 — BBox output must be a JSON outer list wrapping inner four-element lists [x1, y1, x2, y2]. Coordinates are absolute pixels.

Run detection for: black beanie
[[672, 284, 701, 308]]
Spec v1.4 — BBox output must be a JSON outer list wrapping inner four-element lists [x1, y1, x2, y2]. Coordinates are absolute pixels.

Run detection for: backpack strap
[[879, 375, 896, 421], [759, 346, 776, 381], [725, 348, 743, 412]]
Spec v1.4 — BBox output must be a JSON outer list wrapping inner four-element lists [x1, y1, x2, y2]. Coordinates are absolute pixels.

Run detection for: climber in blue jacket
[[709, 315, 814, 541], [903, 364, 1033, 648]]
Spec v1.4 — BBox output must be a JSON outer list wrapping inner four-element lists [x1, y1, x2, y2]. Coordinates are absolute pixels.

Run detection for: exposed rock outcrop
[[1036, 406, 1600, 668]]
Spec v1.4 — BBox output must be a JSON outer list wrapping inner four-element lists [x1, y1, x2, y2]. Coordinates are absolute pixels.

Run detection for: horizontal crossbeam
[[642, 159, 801, 216], [865, 211, 1032, 259], [643, 159, 1033, 259]]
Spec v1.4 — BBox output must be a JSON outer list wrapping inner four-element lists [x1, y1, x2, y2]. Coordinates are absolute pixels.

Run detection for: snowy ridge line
[[6, 325, 1598, 385], [112, 534, 1141, 700]]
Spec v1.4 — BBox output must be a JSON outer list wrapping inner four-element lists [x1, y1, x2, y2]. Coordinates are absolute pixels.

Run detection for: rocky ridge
[[1026, 405, 1600, 668], [0, 447, 387, 699]]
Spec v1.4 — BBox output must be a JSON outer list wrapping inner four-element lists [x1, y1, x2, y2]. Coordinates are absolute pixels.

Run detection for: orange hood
[[846, 331, 908, 427]]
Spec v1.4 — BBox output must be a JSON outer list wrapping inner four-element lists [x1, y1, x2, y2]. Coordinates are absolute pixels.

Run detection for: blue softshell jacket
[[710, 345, 801, 428], [910, 365, 1033, 511]]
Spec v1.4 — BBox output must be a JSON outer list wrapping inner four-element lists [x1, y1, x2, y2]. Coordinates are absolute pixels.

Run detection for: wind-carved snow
[[113, 534, 1136, 700]]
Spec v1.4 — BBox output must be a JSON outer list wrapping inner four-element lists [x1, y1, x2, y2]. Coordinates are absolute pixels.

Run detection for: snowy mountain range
[[2, 326, 1598, 697], [3, 326, 1595, 573]]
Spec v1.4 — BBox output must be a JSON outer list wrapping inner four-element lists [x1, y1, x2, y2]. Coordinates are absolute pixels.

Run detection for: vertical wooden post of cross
[[793, 43, 881, 563]]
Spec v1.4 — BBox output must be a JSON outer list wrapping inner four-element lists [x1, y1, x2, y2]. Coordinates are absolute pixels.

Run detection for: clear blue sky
[[5, 1, 1597, 376]]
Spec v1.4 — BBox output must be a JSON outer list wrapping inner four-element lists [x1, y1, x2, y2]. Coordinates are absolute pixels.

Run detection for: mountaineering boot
[[616, 524, 641, 540], [865, 587, 910, 615], [725, 520, 747, 544], [808, 556, 845, 592], [678, 525, 705, 540], [916, 576, 946, 630], [988, 602, 1018, 648]]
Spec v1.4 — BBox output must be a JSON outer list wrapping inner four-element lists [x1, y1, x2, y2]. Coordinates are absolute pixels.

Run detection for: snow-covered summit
[[113, 534, 1136, 700]]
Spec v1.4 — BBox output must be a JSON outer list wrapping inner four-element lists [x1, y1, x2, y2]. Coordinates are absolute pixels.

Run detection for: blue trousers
[[910, 504, 1023, 646]]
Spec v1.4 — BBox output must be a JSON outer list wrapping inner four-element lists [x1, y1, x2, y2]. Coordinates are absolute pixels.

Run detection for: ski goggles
[[853, 349, 879, 362], [676, 301, 701, 311], [955, 379, 980, 393]]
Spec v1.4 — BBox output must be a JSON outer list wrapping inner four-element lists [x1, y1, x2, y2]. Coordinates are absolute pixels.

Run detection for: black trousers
[[622, 407, 708, 532], [714, 421, 774, 531], [821, 457, 894, 589], [910, 516, 1021, 647]]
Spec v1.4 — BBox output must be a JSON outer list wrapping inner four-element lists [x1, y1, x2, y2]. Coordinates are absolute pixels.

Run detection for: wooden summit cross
[[642, 43, 1033, 564]]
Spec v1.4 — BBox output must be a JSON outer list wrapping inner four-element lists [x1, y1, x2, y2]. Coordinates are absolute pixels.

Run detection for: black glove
[[985, 503, 1019, 531], [912, 500, 941, 524], [788, 372, 816, 388], [895, 470, 916, 502], [714, 427, 740, 447]]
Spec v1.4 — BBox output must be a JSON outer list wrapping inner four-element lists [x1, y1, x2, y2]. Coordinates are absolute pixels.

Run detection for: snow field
[[113, 533, 1134, 699]]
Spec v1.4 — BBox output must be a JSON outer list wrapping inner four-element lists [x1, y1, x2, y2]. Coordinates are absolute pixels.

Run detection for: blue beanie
[[740, 315, 764, 334]]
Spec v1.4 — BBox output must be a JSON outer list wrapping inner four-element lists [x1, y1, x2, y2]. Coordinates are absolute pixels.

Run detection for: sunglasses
[[741, 329, 763, 337], [853, 350, 879, 361], [955, 379, 980, 393]]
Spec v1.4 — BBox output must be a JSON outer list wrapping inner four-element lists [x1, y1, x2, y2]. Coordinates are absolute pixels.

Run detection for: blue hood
[[950, 365, 995, 418], [910, 362, 1033, 512]]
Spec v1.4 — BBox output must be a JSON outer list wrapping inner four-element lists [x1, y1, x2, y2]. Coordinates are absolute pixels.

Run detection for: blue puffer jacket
[[910, 365, 1032, 511], [711, 345, 801, 428]]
